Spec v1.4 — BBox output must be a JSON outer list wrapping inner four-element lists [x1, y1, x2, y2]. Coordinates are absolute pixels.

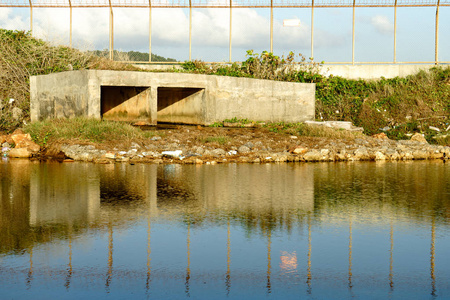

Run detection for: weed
[[23, 117, 153, 146]]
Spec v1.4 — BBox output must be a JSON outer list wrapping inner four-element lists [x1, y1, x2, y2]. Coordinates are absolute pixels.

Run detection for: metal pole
[[352, 0, 355, 65], [435, 0, 440, 65], [394, 0, 397, 63], [311, 0, 314, 59], [229, 0, 232, 62], [69, 0, 72, 48], [149, 0, 152, 62], [270, 0, 273, 53], [189, 0, 192, 61], [109, 0, 114, 60], [28, 0, 33, 35]]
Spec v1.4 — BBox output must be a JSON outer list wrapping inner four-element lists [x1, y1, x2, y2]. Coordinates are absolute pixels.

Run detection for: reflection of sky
[[0, 5, 449, 62], [1, 161, 450, 298]]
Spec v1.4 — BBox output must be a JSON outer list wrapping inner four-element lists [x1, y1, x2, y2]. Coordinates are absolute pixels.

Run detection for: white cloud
[[370, 15, 393, 35], [0, 8, 28, 31], [1, 6, 346, 60]]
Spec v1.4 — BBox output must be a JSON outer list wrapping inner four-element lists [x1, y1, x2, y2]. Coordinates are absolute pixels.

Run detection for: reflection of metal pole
[[26, 247, 33, 288], [146, 213, 152, 291], [352, 0, 356, 65], [65, 228, 73, 290], [307, 214, 312, 294], [431, 217, 436, 296], [106, 222, 113, 291], [69, 0, 72, 48], [185, 222, 191, 296], [226, 219, 231, 295], [348, 219, 353, 289], [389, 221, 394, 290], [266, 231, 272, 294], [393, 0, 397, 63], [435, 0, 440, 65], [28, 0, 33, 35], [311, 0, 314, 59], [270, 0, 273, 53]]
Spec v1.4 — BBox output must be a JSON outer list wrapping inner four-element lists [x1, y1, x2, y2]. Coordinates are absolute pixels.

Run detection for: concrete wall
[[31, 70, 315, 125], [321, 64, 437, 80]]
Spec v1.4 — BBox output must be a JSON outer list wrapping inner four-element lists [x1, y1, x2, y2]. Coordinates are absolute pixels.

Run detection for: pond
[[1, 160, 449, 299]]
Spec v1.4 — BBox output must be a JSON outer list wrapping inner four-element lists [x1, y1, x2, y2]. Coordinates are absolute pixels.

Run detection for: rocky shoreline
[[2, 128, 450, 164]]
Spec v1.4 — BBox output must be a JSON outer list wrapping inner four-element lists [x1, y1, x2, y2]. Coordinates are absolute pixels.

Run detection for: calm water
[[1, 160, 450, 299]]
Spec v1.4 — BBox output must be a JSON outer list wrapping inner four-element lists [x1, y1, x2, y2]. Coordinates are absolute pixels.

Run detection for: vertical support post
[[270, 0, 273, 53], [69, 0, 72, 48], [189, 0, 192, 61], [394, 0, 397, 63], [435, 0, 440, 65], [149, 0, 152, 62], [311, 0, 314, 59], [109, 0, 114, 60], [229, 0, 232, 62], [28, 0, 33, 35], [352, 0, 356, 65]]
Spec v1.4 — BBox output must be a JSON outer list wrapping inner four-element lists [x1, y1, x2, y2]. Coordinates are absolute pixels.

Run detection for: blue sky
[[0, 5, 448, 63]]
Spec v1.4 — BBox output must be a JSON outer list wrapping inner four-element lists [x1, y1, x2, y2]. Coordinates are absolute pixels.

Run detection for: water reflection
[[0, 160, 449, 299]]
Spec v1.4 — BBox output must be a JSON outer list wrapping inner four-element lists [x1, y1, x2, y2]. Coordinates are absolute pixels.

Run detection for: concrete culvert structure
[[30, 70, 315, 125]]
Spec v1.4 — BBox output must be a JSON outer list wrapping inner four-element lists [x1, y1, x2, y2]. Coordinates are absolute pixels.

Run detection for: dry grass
[[23, 117, 155, 147]]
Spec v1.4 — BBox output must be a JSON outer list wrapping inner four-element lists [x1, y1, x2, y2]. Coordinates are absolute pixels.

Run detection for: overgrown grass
[[0, 29, 138, 132], [264, 122, 364, 140], [180, 51, 450, 142], [23, 118, 154, 146]]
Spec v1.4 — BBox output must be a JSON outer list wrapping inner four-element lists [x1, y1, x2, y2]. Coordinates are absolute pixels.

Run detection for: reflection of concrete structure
[[30, 70, 315, 125], [158, 164, 315, 216], [29, 163, 101, 226]]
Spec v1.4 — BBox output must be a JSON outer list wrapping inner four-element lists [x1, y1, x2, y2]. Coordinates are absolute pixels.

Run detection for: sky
[[0, 5, 449, 63]]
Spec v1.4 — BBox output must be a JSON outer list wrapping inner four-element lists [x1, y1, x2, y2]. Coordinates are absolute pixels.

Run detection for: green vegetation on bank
[[24, 118, 154, 146], [181, 50, 450, 143], [1, 29, 449, 144]]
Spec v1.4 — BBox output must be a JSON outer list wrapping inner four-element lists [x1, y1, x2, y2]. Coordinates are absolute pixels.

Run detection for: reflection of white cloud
[[370, 15, 393, 35]]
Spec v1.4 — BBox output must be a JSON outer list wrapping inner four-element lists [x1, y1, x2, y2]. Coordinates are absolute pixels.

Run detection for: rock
[[212, 149, 227, 156], [291, 146, 308, 154], [374, 151, 386, 160], [372, 132, 389, 139], [11, 133, 40, 153], [104, 152, 116, 159], [238, 145, 250, 153], [244, 142, 254, 149], [195, 158, 203, 164], [410, 133, 428, 143], [130, 142, 141, 149], [303, 150, 322, 161], [11, 132, 31, 145], [9, 148, 31, 158], [151, 136, 162, 141], [353, 147, 369, 160]]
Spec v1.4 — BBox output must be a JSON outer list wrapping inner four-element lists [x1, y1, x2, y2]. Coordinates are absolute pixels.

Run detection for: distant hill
[[91, 50, 177, 62]]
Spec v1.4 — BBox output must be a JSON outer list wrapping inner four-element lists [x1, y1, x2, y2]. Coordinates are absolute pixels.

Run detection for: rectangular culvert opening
[[157, 87, 204, 124], [101, 86, 151, 123]]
